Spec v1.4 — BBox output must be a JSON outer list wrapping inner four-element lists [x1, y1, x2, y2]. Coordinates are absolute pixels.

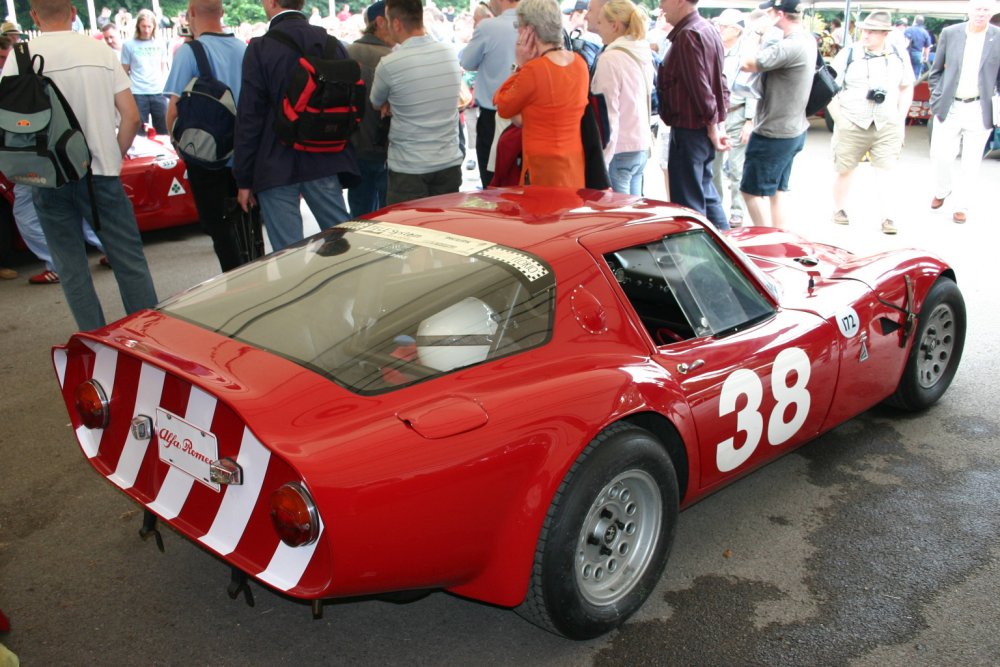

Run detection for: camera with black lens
[[866, 88, 887, 104]]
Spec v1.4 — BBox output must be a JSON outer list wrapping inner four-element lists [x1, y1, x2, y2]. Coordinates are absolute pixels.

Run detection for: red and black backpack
[[265, 30, 365, 153]]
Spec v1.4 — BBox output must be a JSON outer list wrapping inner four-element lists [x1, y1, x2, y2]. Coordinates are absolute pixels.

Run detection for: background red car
[[1, 133, 198, 249]]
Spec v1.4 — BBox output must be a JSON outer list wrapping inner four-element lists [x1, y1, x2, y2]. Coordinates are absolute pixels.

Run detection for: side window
[[604, 231, 775, 345]]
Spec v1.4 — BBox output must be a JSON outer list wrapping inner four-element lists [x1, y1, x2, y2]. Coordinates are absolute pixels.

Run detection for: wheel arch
[[445, 400, 690, 609], [620, 411, 690, 503]]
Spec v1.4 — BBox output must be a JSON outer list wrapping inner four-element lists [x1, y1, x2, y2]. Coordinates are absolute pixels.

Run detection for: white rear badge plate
[[155, 408, 220, 491]]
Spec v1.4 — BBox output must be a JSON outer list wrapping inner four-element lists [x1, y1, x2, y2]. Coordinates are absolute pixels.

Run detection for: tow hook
[[139, 510, 164, 552], [227, 567, 255, 608]]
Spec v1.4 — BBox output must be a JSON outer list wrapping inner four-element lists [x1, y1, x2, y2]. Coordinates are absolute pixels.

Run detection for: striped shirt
[[656, 10, 728, 130], [370, 34, 464, 174]]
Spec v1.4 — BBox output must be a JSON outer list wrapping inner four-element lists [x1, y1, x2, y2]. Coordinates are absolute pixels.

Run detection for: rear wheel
[[885, 277, 965, 411], [516, 423, 678, 639]]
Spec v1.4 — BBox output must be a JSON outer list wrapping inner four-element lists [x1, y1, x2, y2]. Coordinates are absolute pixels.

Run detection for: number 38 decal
[[716, 347, 812, 473]]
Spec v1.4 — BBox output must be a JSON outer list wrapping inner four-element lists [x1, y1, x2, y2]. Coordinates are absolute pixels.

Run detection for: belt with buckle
[[954, 95, 980, 103]]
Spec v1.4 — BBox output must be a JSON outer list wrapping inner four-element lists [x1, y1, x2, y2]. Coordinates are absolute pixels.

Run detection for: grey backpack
[[0, 42, 93, 188]]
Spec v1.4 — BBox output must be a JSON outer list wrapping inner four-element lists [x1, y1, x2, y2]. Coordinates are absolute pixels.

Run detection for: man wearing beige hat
[[829, 10, 914, 234], [0, 22, 22, 41], [927, 0, 1000, 224]]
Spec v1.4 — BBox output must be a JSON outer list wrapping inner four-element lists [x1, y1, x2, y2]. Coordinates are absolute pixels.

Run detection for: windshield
[[160, 221, 556, 394]]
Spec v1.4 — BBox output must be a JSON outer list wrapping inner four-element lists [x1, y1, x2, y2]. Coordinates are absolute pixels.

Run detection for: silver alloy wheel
[[575, 469, 662, 606], [917, 302, 957, 389]]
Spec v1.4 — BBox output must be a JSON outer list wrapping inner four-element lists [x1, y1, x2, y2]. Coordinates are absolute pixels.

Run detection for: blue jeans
[[14, 183, 103, 271], [257, 175, 350, 251], [347, 158, 388, 218], [608, 150, 648, 195], [668, 126, 728, 230], [134, 94, 167, 135], [32, 177, 158, 331]]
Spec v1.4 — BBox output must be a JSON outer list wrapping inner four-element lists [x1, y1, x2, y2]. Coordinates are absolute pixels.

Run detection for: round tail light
[[269, 483, 319, 547], [75, 379, 109, 429]]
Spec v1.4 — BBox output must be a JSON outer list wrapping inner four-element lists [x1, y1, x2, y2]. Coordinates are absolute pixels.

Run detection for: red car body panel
[[120, 135, 199, 231], [52, 188, 955, 609]]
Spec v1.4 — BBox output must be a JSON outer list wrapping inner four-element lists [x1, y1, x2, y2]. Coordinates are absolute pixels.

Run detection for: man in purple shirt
[[656, 0, 730, 230]]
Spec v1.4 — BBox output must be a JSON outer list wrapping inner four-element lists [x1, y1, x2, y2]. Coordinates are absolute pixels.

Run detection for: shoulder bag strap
[[187, 40, 216, 80], [13, 41, 38, 76], [609, 46, 652, 119], [264, 29, 304, 56]]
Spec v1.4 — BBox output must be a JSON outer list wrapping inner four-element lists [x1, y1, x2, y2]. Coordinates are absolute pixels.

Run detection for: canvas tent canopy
[[697, 1, 977, 19]]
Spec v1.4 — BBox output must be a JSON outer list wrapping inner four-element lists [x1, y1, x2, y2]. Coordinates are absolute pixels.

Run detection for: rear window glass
[[160, 221, 555, 394]]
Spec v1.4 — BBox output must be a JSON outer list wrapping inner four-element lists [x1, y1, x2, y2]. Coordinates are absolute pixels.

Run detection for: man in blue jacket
[[235, 0, 359, 251]]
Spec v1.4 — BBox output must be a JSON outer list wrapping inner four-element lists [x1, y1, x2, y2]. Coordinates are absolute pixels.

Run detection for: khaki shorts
[[832, 119, 905, 172]]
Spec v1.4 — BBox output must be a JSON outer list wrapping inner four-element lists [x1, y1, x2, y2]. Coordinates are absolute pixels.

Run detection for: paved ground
[[1, 120, 999, 666]]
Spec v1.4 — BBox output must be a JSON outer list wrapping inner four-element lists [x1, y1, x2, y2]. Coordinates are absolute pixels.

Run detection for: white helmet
[[417, 297, 498, 372]]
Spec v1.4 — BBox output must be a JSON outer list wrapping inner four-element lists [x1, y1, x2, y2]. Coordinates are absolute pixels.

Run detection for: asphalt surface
[[1, 119, 999, 666]]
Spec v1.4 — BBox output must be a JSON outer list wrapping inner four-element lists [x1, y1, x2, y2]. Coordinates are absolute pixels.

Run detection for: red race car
[[1, 133, 197, 235], [51, 188, 965, 639]]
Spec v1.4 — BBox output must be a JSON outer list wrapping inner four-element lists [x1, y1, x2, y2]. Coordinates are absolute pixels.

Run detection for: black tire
[[515, 422, 679, 639], [885, 277, 966, 411]]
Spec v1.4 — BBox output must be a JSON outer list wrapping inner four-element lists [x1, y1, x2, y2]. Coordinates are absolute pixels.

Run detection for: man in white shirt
[[927, 0, 1000, 224], [1, 0, 157, 331]]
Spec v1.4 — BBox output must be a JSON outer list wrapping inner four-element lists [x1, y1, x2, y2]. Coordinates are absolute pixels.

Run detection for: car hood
[[727, 227, 947, 320]]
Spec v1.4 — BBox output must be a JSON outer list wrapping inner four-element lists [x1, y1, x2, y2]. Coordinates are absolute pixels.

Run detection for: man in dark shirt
[[904, 15, 932, 77], [234, 0, 358, 251], [656, 0, 730, 230]]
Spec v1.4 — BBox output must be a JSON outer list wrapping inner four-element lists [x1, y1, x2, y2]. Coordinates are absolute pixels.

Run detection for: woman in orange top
[[494, 0, 589, 188]]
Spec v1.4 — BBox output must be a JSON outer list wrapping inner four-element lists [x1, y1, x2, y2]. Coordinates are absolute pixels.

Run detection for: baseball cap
[[758, 0, 802, 13], [562, 0, 588, 14], [365, 0, 386, 23], [0, 21, 22, 36], [714, 8, 746, 27]]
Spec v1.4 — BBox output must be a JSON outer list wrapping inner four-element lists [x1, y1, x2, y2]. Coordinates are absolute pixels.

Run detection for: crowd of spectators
[[0, 0, 998, 337]]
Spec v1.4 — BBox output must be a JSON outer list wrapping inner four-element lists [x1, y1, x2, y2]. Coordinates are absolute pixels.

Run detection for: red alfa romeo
[[52, 188, 965, 639]]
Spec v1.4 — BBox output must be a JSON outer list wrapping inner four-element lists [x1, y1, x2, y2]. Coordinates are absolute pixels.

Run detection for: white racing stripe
[[53, 347, 67, 388], [147, 386, 216, 520], [199, 427, 271, 556], [67, 341, 313, 591], [257, 517, 325, 592], [108, 363, 166, 489]]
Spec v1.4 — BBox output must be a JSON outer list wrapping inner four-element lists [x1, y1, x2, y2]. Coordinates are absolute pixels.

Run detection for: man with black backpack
[[234, 0, 359, 251], [164, 0, 246, 272], [0, 0, 157, 332]]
